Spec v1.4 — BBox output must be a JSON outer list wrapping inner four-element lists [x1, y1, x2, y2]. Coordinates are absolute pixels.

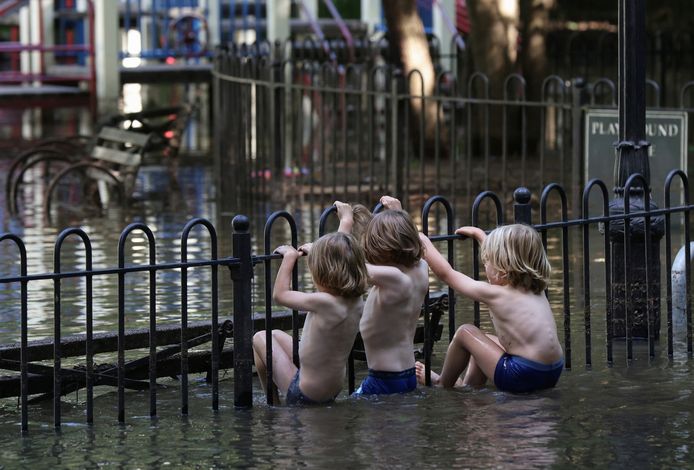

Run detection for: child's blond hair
[[308, 232, 368, 298], [363, 209, 423, 267], [480, 224, 551, 295]]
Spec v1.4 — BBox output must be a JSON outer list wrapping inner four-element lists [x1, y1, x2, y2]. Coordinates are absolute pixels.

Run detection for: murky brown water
[[0, 100, 692, 467]]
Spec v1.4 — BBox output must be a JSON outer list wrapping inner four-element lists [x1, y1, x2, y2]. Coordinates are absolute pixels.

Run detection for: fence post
[[513, 187, 532, 225], [390, 72, 402, 199], [213, 47, 224, 210], [571, 78, 586, 217], [271, 50, 283, 180], [231, 215, 253, 408]]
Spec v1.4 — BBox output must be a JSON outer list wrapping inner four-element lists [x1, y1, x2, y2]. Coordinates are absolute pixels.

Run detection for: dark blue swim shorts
[[286, 370, 336, 406], [353, 367, 417, 395], [493, 353, 564, 394]]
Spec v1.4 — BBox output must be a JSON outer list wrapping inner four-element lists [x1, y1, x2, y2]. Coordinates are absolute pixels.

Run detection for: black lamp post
[[608, 0, 664, 341]]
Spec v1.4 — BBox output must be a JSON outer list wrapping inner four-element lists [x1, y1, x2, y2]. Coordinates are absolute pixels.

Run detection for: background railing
[[213, 43, 694, 223]]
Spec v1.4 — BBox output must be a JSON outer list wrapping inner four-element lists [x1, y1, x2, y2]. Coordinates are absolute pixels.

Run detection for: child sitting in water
[[252, 232, 368, 405], [416, 224, 564, 393], [335, 197, 429, 395]]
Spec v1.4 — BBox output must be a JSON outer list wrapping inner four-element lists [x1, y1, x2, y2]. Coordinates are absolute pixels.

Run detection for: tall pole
[[267, 0, 290, 43], [360, 0, 381, 35], [432, 0, 456, 68], [609, 0, 664, 346], [614, 0, 649, 189], [95, 0, 119, 114]]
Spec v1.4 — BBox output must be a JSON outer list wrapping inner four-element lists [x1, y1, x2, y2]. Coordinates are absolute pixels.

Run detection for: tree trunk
[[382, 0, 448, 160], [521, 0, 555, 100], [466, 0, 520, 96]]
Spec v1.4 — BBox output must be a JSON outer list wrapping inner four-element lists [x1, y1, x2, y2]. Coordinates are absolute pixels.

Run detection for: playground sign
[[584, 108, 688, 206]]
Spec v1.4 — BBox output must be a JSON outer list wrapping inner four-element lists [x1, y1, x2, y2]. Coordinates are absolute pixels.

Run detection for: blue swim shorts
[[493, 353, 564, 394], [285, 370, 336, 406], [353, 368, 417, 395]]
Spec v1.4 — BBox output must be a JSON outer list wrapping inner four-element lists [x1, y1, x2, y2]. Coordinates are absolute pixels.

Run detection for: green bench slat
[[97, 126, 151, 147]]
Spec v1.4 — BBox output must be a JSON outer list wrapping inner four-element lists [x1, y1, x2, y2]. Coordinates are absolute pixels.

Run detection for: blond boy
[[252, 232, 368, 405], [336, 197, 429, 395], [416, 224, 564, 393]]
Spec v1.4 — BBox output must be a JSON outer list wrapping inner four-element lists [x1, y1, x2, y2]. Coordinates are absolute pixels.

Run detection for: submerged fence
[[213, 43, 694, 221], [1, 179, 692, 433]]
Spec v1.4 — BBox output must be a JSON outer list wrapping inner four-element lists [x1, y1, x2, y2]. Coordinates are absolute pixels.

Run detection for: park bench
[[6, 102, 197, 217], [41, 126, 153, 218], [0, 291, 447, 400]]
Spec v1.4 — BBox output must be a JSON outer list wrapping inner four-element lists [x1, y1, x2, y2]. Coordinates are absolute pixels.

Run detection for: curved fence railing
[[0, 181, 692, 433]]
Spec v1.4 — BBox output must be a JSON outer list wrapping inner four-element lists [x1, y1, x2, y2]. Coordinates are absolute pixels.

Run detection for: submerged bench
[[0, 292, 447, 399], [42, 126, 154, 217], [7, 101, 197, 219]]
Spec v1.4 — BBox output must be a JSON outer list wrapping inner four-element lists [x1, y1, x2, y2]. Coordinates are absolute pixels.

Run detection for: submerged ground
[[0, 107, 692, 467], [0, 344, 691, 468]]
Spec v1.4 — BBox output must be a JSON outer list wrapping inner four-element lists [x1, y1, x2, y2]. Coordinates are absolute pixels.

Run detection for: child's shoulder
[[411, 259, 429, 279], [502, 285, 549, 307], [398, 260, 428, 282], [401, 260, 429, 292], [319, 292, 363, 323]]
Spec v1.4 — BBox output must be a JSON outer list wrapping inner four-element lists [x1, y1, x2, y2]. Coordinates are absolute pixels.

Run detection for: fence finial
[[233, 215, 250, 233], [513, 187, 532, 225]]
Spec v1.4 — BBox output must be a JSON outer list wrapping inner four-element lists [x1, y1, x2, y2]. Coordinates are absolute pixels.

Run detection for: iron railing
[[1, 179, 692, 433]]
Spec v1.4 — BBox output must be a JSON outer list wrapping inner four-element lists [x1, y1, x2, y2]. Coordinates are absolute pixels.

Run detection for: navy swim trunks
[[493, 353, 564, 394], [285, 370, 336, 406], [353, 368, 417, 395]]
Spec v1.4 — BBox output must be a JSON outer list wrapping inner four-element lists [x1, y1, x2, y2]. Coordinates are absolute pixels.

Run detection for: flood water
[[0, 104, 693, 468], [0, 341, 691, 468]]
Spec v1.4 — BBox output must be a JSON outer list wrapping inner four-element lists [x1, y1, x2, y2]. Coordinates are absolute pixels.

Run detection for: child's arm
[[455, 226, 487, 244], [335, 201, 353, 234], [272, 245, 333, 312], [419, 233, 498, 304]]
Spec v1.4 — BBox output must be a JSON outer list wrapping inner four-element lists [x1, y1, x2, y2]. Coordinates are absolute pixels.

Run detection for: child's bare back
[[359, 259, 429, 372], [294, 286, 365, 399], [480, 280, 562, 364]]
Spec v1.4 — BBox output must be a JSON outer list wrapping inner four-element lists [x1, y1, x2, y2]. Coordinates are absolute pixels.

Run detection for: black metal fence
[[213, 42, 694, 221], [1, 177, 692, 433]]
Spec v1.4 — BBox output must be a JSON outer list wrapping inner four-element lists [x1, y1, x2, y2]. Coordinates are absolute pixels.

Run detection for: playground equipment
[[0, 1, 465, 106], [0, 0, 96, 108]]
